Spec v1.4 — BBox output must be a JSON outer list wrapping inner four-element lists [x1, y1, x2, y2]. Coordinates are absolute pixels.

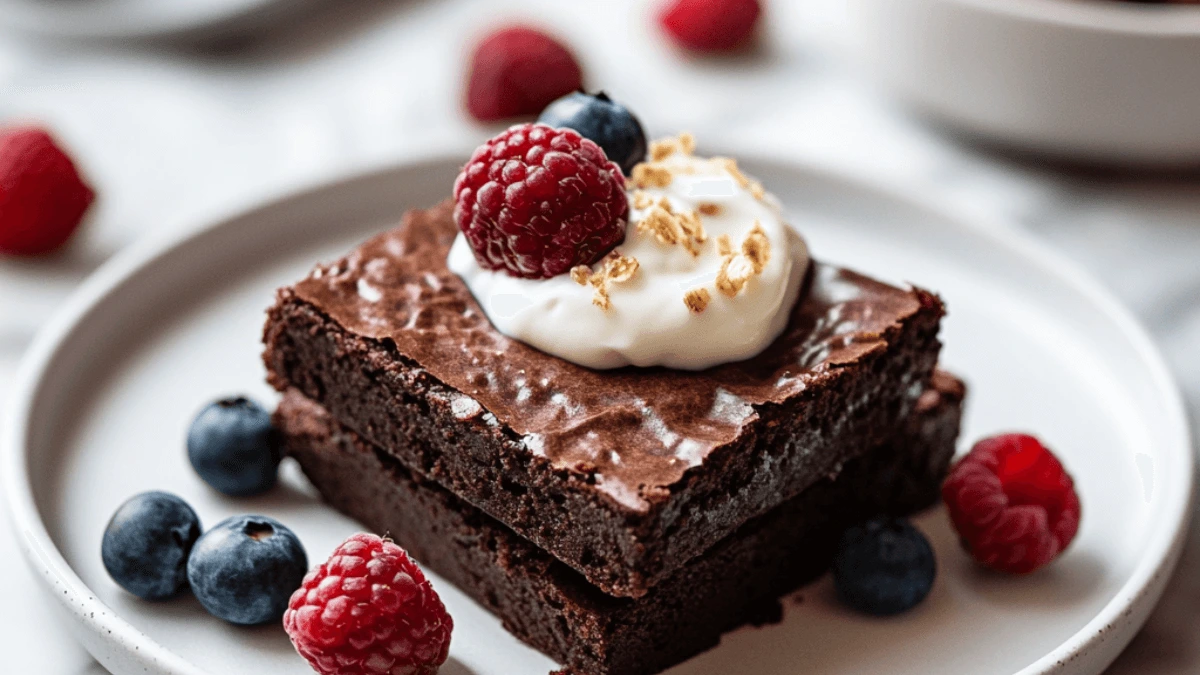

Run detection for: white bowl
[[0, 0, 310, 40], [847, 0, 1200, 165]]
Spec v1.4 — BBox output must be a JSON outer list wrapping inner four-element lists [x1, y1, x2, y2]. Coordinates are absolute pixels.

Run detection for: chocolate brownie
[[263, 200, 945, 598], [277, 371, 964, 675]]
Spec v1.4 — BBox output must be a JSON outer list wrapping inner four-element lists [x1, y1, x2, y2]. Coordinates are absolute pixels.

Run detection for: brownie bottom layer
[[277, 373, 964, 675]]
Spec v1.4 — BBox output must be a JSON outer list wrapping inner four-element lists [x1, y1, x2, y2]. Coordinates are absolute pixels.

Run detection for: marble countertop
[[1, 1, 1196, 673]]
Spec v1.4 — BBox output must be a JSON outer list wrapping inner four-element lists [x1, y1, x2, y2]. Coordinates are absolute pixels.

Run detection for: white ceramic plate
[[2, 154, 1192, 675], [0, 0, 305, 40]]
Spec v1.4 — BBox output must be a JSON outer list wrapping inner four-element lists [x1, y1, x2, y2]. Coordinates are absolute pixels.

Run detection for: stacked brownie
[[263, 201, 961, 675]]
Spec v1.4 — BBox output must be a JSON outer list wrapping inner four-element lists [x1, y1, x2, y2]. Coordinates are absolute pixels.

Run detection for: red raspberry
[[942, 434, 1081, 574], [453, 123, 628, 279], [283, 533, 452, 675], [0, 127, 95, 256], [658, 0, 762, 53], [465, 26, 584, 122]]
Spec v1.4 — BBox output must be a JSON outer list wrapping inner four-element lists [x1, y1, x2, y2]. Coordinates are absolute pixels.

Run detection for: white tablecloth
[[1, 1, 1196, 673]]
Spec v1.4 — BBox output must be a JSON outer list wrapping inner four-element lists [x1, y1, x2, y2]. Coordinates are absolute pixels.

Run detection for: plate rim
[[3, 150, 1193, 675]]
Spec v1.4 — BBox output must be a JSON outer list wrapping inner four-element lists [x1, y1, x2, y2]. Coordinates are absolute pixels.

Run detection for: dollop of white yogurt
[[448, 150, 809, 370]]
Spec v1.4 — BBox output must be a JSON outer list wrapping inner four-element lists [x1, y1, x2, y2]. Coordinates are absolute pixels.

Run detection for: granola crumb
[[741, 221, 771, 273], [570, 266, 592, 286], [637, 205, 684, 246], [631, 162, 673, 189], [575, 253, 640, 311], [648, 132, 697, 162], [712, 157, 766, 200], [636, 204, 707, 256], [683, 287, 711, 313], [632, 190, 654, 210], [716, 255, 754, 297], [680, 211, 706, 255], [678, 131, 696, 155], [698, 202, 723, 216], [592, 287, 612, 310], [715, 224, 773, 297], [649, 140, 675, 162], [715, 157, 750, 189], [602, 253, 640, 283]]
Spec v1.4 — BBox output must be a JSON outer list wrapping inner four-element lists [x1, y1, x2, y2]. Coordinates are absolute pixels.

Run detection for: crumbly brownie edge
[[277, 375, 963, 675], [263, 287, 944, 598]]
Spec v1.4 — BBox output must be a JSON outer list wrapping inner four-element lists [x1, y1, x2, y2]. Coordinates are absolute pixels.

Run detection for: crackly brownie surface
[[264, 200, 945, 597], [284, 199, 933, 509], [277, 371, 964, 675]]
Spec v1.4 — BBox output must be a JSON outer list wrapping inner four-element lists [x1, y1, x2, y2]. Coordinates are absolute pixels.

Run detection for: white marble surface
[[0, 1, 1196, 673]]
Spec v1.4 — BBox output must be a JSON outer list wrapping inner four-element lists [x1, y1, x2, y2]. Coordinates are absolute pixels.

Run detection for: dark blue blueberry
[[187, 397, 280, 497], [186, 515, 307, 625], [538, 91, 647, 174], [101, 491, 201, 601], [832, 517, 936, 616]]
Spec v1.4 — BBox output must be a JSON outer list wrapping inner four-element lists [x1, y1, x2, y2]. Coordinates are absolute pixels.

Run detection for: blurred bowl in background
[[0, 0, 311, 41], [846, 0, 1200, 166]]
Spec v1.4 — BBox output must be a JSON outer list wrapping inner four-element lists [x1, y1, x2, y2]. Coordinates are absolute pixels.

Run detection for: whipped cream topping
[[448, 142, 809, 370]]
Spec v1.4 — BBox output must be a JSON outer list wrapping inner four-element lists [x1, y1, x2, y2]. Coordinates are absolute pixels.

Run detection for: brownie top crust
[[291, 200, 937, 511]]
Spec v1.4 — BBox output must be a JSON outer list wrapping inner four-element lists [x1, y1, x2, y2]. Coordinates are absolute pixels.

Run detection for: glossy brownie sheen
[[263, 200, 945, 597], [278, 373, 964, 675]]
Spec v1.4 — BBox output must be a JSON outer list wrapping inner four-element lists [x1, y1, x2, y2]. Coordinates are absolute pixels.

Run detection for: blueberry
[[101, 491, 201, 600], [187, 515, 308, 625], [187, 397, 280, 497], [538, 91, 647, 174], [832, 517, 936, 616]]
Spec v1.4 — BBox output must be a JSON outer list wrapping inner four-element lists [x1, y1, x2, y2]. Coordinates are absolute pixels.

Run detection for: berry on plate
[[0, 126, 95, 256], [942, 433, 1081, 574], [538, 91, 648, 175], [465, 26, 584, 122], [187, 397, 280, 497], [453, 122, 628, 279], [284, 533, 453, 675], [187, 515, 308, 625], [101, 491, 201, 601], [832, 517, 936, 616], [658, 0, 763, 53]]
